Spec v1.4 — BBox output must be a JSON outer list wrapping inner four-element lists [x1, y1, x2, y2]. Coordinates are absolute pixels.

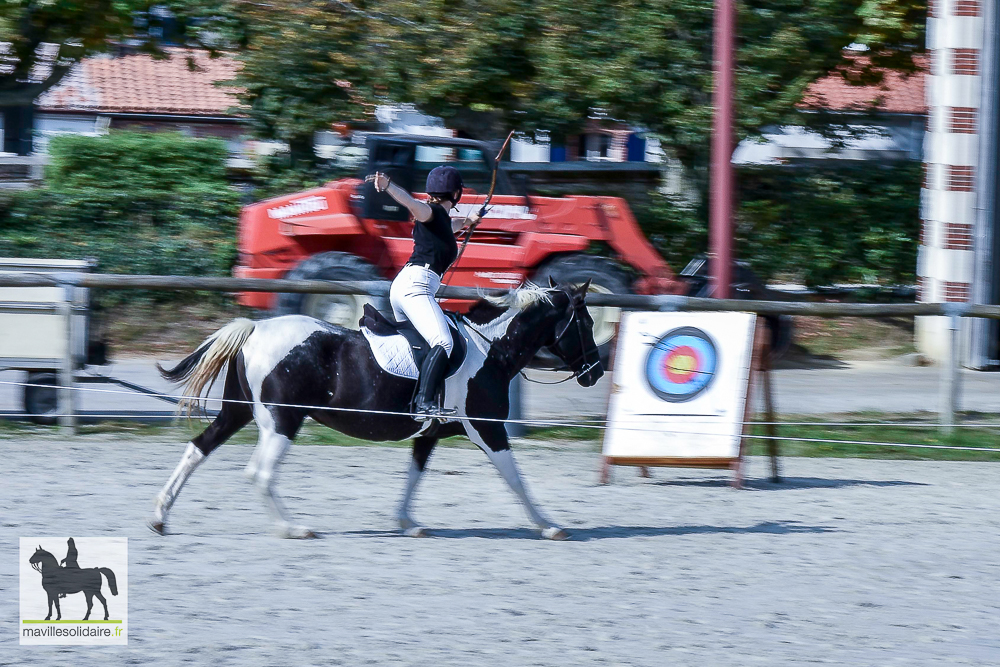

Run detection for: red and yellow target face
[[663, 345, 700, 384], [645, 327, 718, 402]]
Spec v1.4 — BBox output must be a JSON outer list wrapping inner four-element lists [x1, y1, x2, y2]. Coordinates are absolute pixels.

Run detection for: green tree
[[226, 0, 923, 174], [376, 0, 924, 170], [223, 0, 374, 167]]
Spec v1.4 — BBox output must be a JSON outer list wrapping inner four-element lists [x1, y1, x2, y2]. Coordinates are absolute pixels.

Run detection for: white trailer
[[1, 258, 179, 424], [0, 258, 92, 421]]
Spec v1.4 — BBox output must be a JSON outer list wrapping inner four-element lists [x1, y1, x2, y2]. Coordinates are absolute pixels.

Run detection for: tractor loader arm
[[592, 198, 684, 295]]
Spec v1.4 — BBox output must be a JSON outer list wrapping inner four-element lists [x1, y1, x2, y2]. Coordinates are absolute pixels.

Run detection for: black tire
[[531, 254, 632, 368], [23, 372, 58, 425], [275, 252, 390, 329]]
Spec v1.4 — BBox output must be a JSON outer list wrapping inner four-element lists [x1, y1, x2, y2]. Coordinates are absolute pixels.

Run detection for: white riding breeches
[[390, 264, 454, 354]]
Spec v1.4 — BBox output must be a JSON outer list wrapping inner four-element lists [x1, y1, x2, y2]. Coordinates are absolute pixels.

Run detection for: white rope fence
[[4, 379, 1000, 454]]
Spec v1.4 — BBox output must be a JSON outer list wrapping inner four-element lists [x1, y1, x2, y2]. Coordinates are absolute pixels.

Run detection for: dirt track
[[1, 439, 998, 665]]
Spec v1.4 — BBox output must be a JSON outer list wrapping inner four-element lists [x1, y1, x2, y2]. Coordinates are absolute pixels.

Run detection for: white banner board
[[603, 311, 757, 461]]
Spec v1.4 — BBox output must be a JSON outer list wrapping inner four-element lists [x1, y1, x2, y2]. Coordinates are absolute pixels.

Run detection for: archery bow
[[441, 129, 516, 287]]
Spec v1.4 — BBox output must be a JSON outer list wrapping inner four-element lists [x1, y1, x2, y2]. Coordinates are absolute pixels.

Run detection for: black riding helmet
[[425, 165, 463, 204]]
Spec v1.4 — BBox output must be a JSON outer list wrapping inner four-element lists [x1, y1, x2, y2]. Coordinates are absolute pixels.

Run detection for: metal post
[[939, 314, 961, 434], [710, 0, 736, 299], [57, 283, 77, 433], [505, 373, 527, 439], [761, 347, 780, 483], [969, 0, 1000, 368]]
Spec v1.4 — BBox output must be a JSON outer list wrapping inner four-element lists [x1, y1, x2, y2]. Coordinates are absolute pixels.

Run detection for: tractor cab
[[357, 134, 514, 223]]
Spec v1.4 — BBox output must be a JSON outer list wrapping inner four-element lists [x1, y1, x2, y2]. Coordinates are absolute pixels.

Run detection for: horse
[[28, 546, 118, 621], [149, 280, 603, 540]]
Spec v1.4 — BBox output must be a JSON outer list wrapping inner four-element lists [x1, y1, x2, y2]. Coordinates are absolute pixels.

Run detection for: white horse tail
[[157, 318, 256, 414]]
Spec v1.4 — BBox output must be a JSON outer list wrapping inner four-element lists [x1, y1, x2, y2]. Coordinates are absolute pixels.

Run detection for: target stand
[[600, 312, 779, 488]]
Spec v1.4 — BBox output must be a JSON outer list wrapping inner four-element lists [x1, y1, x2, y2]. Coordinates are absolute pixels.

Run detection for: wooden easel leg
[[730, 458, 744, 489], [638, 466, 651, 478], [599, 457, 612, 485]]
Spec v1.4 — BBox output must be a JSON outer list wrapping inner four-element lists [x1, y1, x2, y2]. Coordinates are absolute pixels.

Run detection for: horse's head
[[545, 278, 605, 387], [29, 546, 54, 574]]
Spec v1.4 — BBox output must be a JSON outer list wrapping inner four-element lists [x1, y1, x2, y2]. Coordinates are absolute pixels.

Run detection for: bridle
[[545, 300, 601, 381]]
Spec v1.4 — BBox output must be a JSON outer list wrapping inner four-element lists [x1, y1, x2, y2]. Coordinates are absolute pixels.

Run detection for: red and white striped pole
[[918, 0, 988, 363], [710, 0, 736, 299]]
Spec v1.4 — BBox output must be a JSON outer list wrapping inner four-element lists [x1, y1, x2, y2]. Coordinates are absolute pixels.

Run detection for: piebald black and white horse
[[149, 281, 603, 539]]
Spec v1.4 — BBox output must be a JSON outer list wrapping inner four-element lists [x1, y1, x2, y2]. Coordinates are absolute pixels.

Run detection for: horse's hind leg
[[248, 409, 314, 539], [93, 590, 109, 621], [150, 360, 252, 535], [463, 419, 567, 540], [397, 435, 438, 537]]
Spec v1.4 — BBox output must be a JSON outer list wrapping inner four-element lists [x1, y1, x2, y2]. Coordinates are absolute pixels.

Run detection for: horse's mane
[[483, 282, 553, 310]]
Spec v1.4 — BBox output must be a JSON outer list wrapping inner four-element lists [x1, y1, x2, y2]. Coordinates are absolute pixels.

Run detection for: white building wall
[[917, 0, 986, 362]]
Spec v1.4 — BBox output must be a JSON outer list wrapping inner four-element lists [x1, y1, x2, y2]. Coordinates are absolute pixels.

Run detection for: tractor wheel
[[275, 252, 389, 329], [532, 254, 632, 368], [23, 372, 58, 425]]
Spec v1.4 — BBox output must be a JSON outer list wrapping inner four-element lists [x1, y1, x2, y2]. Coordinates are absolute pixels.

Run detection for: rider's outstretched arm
[[367, 172, 433, 222]]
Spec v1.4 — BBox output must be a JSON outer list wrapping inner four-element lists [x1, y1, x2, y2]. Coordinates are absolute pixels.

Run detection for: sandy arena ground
[[1, 439, 998, 665]]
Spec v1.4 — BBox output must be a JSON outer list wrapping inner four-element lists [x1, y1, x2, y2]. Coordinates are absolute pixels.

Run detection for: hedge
[[636, 162, 922, 287], [0, 132, 241, 302]]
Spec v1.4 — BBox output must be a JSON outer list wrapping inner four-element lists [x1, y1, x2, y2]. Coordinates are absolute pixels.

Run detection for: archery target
[[644, 326, 718, 402], [603, 311, 756, 461]]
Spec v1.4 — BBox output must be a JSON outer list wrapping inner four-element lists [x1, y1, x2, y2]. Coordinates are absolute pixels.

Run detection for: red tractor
[[235, 134, 789, 363]]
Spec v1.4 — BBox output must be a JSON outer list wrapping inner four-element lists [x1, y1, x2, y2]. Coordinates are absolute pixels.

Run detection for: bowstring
[[441, 130, 515, 289]]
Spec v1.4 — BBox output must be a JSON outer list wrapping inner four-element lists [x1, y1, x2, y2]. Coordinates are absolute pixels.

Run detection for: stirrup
[[414, 403, 457, 422]]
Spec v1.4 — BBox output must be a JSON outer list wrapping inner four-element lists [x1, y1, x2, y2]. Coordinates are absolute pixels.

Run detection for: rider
[[60, 537, 79, 569], [59, 537, 79, 598], [366, 166, 484, 419]]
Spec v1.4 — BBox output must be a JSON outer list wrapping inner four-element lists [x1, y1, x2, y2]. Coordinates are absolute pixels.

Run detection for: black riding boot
[[414, 345, 449, 419]]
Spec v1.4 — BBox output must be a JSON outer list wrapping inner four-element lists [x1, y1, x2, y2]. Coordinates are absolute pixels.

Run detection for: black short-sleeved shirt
[[408, 202, 458, 275]]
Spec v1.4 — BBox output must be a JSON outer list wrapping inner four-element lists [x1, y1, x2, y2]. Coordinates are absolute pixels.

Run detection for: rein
[[461, 299, 599, 384]]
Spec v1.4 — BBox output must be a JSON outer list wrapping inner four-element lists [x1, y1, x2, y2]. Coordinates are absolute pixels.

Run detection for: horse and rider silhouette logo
[[28, 538, 118, 621]]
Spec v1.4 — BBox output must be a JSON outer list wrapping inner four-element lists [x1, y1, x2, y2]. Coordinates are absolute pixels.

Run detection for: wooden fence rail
[[0, 271, 994, 319], [0, 270, 978, 433]]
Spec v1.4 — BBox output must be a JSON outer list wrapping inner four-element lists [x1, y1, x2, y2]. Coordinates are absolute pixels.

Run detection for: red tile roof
[[800, 55, 927, 114], [37, 48, 242, 116]]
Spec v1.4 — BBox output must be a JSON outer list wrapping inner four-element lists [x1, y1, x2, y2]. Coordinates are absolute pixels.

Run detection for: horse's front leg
[[397, 435, 438, 537], [462, 419, 568, 540], [45, 593, 54, 620]]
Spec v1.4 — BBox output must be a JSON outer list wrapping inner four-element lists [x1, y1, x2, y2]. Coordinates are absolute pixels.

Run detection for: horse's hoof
[[403, 526, 428, 538], [541, 527, 570, 541], [147, 520, 166, 536], [280, 526, 320, 539]]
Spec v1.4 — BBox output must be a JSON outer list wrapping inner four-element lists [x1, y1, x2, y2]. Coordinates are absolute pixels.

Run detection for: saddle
[[359, 304, 467, 379]]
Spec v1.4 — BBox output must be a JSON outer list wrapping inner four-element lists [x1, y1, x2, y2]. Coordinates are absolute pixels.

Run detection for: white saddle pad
[[361, 327, 421, 379]]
